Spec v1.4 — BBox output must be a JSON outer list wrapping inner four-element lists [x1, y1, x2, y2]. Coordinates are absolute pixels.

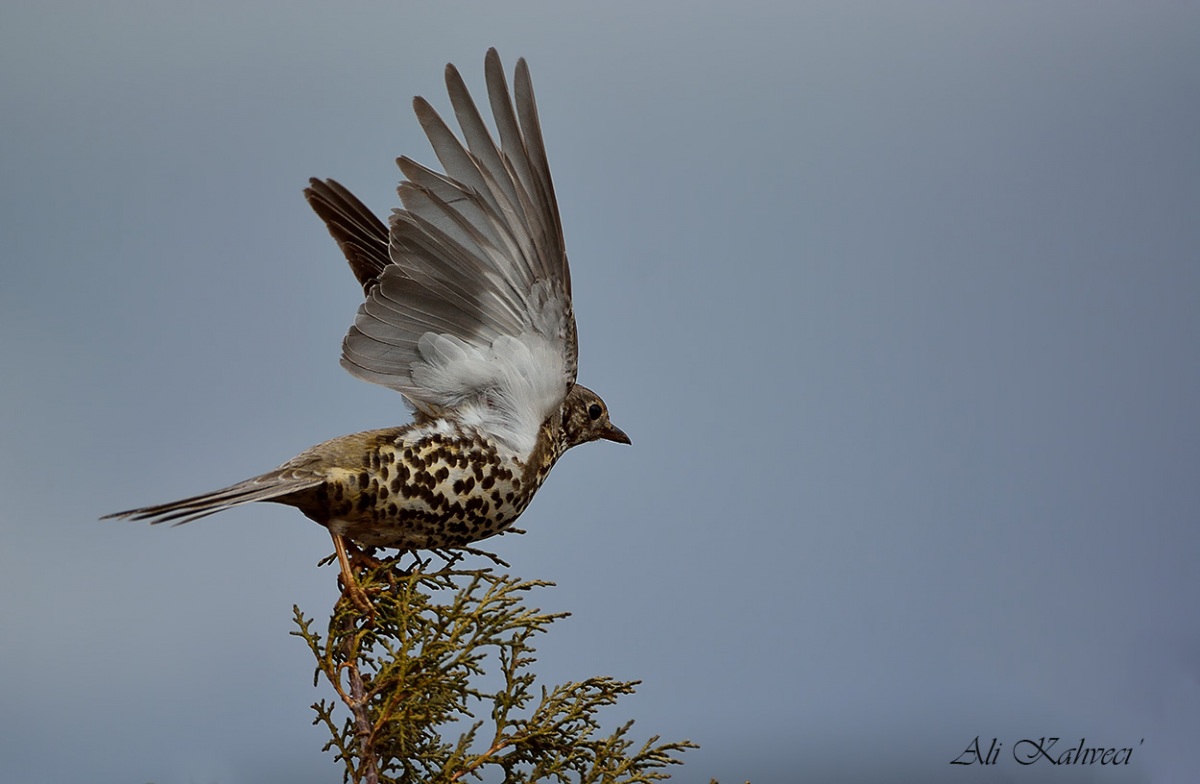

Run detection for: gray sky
[[2, 2, 1197, 782]]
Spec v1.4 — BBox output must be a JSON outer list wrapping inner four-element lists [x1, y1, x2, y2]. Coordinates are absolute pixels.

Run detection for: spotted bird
[[104, 50, 629, 595]]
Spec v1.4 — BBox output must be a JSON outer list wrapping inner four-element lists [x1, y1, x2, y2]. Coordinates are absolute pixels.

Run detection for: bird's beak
[[602, 423, 631, 445]]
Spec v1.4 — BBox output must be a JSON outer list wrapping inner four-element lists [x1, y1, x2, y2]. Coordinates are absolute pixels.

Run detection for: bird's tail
[[102, 470, 323, 526]]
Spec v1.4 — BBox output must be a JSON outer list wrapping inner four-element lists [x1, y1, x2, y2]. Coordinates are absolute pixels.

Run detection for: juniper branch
[[291, 555, 708, 783]]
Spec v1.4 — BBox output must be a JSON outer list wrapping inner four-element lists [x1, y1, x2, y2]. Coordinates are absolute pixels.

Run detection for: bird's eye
[[588, 403, 602, 420]]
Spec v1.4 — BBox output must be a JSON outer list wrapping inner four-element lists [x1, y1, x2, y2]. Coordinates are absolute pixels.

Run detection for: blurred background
[[2, 2, 1197, 782]]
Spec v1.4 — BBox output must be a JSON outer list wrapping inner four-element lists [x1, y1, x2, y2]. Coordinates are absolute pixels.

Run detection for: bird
[[104, 49, 629, 601]]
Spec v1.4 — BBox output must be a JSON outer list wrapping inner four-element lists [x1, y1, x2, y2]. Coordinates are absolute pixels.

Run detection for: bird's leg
[[346, 541, 386, 571], [331, 532, 374, 615]]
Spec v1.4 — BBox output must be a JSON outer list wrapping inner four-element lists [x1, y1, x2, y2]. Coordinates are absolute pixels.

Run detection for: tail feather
[[103, 471, 324, 526]]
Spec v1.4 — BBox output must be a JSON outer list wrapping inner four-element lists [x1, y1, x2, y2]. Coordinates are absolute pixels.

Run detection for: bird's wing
[[304, 178, 391, 294], [315, 49, 577, 458]]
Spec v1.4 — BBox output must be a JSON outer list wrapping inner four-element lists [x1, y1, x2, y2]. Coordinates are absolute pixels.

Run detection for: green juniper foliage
[[291, 559, 703, 783]]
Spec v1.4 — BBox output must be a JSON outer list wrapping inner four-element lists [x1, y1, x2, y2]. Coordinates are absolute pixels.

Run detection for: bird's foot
[[345, 542, 386, 571], [339, 576, 376, 617]]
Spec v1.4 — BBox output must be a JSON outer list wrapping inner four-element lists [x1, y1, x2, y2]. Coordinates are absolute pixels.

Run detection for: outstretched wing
[[309, 49, 577, 458]]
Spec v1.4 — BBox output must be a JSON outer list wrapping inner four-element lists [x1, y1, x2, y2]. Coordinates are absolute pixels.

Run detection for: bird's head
[[561, 384, 630, 450]]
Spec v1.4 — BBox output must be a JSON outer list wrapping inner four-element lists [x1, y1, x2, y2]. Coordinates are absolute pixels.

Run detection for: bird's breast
[[308, 426, 544, 549]]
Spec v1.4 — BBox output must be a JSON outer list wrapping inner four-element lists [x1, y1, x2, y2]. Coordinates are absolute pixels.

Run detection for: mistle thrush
[[104, 50, 628, 595]]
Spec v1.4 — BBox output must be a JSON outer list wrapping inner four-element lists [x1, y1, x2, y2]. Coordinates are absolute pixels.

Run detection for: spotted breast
[[295, 422, 549, 551]]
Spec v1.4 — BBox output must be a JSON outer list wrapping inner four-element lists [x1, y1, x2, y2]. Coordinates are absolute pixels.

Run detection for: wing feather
[[303, 178, 390, 292], [306, 50, 577, 456]]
